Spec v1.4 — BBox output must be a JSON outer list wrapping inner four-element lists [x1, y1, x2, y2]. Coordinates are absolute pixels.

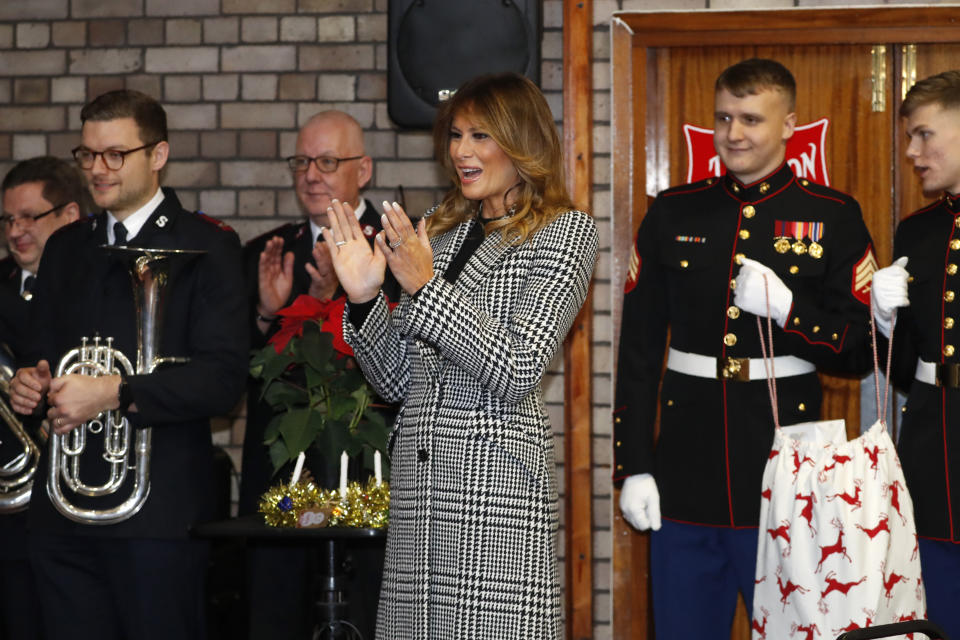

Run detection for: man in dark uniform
[[240, 110, 392, 640], [871, 70, 960, 639], [613, 59, 875, 638], [8, 90, 247, 640], [0, 157, 89, 640]]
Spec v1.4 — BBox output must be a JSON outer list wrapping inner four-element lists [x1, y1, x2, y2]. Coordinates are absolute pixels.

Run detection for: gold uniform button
[[727, 306, 741, 319], [732, 184, 741, 193], [946, 317, 955, 330], [735, 253, 745, 265], [616, 440, 621, 447], [952, 239, 960, 251], [956, 218, 960, 229], [739, 229, 750, 240], [706, 178, 715, 185], [902, 405, 907, 413], [793, 317, 801, 326], [798, 403, 806, 412], [800, 179, 810, 186], [759, 182, 770, 194], [908, 276, 915, 283], [743, 205, 756, 218], [614, 416, 621, 424], [789, 265, 799, 274], [724, 333, 737, 346], [949, 264, 958, 276], [730, 279, 737, 290], [945, 345, 956, 357], [946, 291, 956, 303], [812, 326, 820, 333], [680, 260, 689, 268], [666, 399, 674, 407], [831, 333, 839, 340], [617, 464, 623, 471]]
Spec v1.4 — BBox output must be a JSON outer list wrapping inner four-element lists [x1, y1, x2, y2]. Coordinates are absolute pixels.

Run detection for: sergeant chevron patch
[[624, 243, 640, 293], [852, 247, 877, 305]]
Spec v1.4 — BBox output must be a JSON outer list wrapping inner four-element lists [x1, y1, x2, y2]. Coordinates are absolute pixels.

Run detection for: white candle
[[339, 451, 348, 498], [374, 451, 382, 485], [289, 452, 305, 488]]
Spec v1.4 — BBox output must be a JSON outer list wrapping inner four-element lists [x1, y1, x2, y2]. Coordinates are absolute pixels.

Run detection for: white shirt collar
[[107, 188, 164, 244], [19, 269, 35, 295], [309, 198, 366, 245]]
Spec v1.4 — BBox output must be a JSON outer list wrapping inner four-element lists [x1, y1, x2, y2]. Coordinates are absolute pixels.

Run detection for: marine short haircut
[[715, 58, 797, 111], [900, 70, 960, 118], [2, 156, 92, 216], [80, 89, 168, 144]]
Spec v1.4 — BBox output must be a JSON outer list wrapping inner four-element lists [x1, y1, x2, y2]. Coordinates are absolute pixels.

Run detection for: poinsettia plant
[[249, 294, 389, 476]]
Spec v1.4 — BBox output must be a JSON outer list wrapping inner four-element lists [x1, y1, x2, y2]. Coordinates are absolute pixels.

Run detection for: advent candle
[[374, 451, 382, 485], [289, 451, 305, 488], [339, 451, 348, 498]]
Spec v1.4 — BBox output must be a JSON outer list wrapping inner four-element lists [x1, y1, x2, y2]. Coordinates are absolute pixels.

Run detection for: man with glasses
[[240, 109, 390, 640], [0, 156, 89, 640], [8, 90, 247, 640]]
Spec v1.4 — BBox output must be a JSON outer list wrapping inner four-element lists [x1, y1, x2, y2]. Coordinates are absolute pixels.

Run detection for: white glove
[[733, 257, 794, 328], [619, 473, 661, 531], [871, 256, 910, 338]]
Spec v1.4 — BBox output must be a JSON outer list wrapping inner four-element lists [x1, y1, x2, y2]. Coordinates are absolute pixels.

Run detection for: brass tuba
[[0, 344, 41, 513], [49, 246, 201, 524]]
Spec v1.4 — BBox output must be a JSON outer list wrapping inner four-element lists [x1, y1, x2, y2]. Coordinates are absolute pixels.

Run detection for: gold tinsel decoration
[[259, 477, 390, 529]]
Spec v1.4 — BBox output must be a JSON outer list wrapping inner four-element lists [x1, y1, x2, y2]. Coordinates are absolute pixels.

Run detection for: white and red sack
[[752, 417, 926, 639]]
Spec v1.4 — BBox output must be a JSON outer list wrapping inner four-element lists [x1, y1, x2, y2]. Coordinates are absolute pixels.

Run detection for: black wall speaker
[[387, 0, 541, 129]]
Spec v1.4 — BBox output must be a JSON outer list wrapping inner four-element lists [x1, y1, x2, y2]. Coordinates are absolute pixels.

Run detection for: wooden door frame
[[610, 8, 960, 639]]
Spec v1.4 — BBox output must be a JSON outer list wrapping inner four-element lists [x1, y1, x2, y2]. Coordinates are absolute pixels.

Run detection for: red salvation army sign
[[683, 118, 831, 185]]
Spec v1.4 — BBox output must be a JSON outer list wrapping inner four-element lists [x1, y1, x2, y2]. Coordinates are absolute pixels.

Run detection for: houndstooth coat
[[344, 209, 598, 640]]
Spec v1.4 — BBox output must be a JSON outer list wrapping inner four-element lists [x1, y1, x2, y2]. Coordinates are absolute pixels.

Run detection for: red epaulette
[[196, 212, 235, 233]]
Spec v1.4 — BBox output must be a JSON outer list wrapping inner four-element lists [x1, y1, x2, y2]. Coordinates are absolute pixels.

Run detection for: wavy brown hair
[[428, 73, 575, 244]]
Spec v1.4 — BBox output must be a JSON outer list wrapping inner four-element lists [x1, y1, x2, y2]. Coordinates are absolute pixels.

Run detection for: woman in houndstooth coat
[[322, 73, 598, 639]]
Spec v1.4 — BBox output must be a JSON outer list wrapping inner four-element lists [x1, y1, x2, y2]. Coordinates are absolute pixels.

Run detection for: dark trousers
[[29, 532, 209, 640], [0, 513, 42, 640], [918, 537, 960, 639], [650, 519, 759, 640]]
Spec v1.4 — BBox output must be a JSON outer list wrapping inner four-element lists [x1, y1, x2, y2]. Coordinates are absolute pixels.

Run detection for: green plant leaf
[[276, 407, 316, 462], [328, 394, 356, 421], [262, 379, 308, 411], [301, 325, 335, 371], [269, 438, 290, 475], [254, 345, 295, 385], [316, 418, 353, 465], [356, 417, 389, 453]]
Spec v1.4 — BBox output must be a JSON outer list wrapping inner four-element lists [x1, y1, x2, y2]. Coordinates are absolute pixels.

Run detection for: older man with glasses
[[240, 109, 394, 640], [0, 156, 89, 640]]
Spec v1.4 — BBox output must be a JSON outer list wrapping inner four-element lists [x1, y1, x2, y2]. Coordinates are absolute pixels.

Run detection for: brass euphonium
[[49, 246, 201, 524], [0, 344, 41, 513]]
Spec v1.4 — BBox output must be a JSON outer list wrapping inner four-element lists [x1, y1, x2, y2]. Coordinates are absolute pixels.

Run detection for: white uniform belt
[[666, 347, 816, 381], [915, 359, 960, 387]]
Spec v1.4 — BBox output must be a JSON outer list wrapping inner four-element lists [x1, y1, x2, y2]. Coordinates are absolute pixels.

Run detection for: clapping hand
[[321, 199, 387, 304], [376, 201, 434, 296]]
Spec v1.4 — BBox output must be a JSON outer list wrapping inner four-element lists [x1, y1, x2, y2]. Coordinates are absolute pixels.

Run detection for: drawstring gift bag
[[752, 282, 925, 639]]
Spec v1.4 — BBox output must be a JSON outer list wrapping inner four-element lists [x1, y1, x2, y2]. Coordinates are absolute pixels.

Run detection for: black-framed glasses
[[0, 203, 68, 229], [286, 155, 363, 174], [72, 142, 160, 171]]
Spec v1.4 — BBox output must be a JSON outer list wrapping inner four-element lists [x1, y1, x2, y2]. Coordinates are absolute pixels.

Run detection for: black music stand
[[193, 514, 385, 639]]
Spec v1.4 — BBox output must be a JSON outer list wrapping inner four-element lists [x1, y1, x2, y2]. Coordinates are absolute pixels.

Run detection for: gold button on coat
[[798, 403, 806, 412], [793, 317, 801, 326], [945, 345, 956, 357], [730, 279, 737, 290], [946, 317, 955, 330], [946, 291, 956, 303], [724, 333, 737, 346], [759, 182, 770, 194], [812, 326, 820, 333], [952, 239, 960, 251], [666, 399, 674, 406], [742, 205, 756, 218], [680, 260, 689, 268], [789, 265, 799, 274], [727, 306, 741, 319], [831, 333, 839, 340], [739, 229, 750, 240], [949, 264, 958, 276], [735, 253, 745, 265], [956, 218, 960, 229]]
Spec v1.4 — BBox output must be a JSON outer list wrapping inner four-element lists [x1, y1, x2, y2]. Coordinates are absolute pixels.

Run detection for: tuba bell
[[48, 246, 201, 524], [0, 344, 41, 513]]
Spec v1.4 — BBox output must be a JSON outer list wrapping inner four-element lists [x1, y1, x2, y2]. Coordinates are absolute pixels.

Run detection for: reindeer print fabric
[[752, 419, 925, 638]]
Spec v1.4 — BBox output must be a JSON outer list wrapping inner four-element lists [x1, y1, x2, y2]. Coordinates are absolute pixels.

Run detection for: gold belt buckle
[[717, 356, 750, 381], [936, 363, 960, 388]]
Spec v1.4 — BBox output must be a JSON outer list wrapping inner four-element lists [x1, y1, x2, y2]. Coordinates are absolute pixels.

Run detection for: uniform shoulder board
[[661, 176, 719, 197], [794, 178, 856, 203], [195, 211, 235, 233]]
